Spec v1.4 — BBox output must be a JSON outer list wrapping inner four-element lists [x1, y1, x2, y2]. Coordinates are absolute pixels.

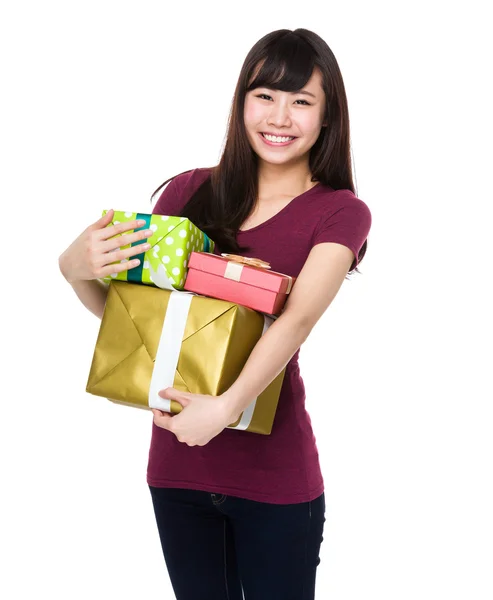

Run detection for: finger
[[98, 236, 157, 274], [100, 227, 154, 254], [152, 410, 174, 430], [151, 409, 165, 417], [97, 218, 151, 242], [158, 387, 190, 407], [100, 242, 151, 267], [158, 387, 191, 398], [89, 209, 114, 231], [95, 257, 142, 279]]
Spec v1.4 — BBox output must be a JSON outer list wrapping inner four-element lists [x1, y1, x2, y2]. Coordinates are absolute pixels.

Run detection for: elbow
[[278, 310, 313, 344]]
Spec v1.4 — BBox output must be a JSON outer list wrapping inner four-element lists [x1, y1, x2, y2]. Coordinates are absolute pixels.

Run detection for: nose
[[267, 101, 292, 129]]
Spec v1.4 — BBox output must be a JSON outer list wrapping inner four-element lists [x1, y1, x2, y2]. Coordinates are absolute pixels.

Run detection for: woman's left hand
[[151, 388, 234, 447]]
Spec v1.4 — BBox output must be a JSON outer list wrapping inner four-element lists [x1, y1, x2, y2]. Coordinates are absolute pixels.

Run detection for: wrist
[[219, 390, 244, 425]]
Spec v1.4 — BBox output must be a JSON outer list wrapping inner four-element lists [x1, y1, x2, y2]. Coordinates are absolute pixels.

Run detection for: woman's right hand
[[59, 209, 154, 284]]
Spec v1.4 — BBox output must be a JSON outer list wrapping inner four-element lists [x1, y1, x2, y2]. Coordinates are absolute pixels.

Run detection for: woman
[[59, 28, 371, 600]]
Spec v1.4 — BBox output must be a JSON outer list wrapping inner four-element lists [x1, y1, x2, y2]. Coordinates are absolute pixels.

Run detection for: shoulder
[[172, 167, 213, 197], [153, 167, 213, 216], [309, 185, 372, 231], [309, 186, 372, 270], [314, 185, 371, 216]]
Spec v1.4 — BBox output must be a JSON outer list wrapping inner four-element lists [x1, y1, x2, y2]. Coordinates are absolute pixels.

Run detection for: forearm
[[222, 312, 311, 421], [59, 255, 109, 319]]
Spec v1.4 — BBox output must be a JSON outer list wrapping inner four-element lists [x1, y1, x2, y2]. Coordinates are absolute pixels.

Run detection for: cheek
[[244, 99, 264, 128], [299, 111, 325, 137]]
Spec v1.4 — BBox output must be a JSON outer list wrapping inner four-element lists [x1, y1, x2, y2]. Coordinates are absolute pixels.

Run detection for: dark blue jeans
[[149, 486, 326, 600]]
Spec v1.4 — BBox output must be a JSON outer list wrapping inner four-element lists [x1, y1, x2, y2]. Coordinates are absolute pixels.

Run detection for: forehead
[[248, 64, 324, 96], [302, 68, 323, 91], [246, 46, 321, 91]]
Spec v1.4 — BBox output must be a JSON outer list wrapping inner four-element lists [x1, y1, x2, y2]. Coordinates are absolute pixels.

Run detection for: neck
[[256, 158, 316, 200]]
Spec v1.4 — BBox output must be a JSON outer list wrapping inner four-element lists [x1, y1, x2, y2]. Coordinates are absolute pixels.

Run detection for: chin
[[256, 149, 306, 167], [261, 156, 296, 166], [254, 144, 295, 161]]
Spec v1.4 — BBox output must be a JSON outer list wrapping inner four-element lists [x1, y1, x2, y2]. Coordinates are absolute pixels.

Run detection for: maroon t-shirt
[[147, 168, 372, 504]]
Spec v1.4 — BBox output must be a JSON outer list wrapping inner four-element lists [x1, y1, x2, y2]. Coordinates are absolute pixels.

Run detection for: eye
[[295, 99, 310, 106], [256, 93, 273, 101]]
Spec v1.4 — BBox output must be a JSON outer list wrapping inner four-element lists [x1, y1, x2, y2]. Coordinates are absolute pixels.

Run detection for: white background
[[1, 1, 492, 598]]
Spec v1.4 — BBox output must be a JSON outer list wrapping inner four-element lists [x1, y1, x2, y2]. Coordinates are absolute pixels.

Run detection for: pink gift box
[[184, 252, 295, 316]]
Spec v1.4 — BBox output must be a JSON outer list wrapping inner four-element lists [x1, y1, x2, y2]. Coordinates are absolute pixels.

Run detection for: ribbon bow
[[221, 253, 271, 270]]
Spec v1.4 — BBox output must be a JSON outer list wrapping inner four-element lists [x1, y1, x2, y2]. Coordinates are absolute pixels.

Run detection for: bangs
[[246, 34, 316, 92]]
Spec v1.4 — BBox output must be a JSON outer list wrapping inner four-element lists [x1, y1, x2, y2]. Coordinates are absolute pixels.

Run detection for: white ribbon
[[285, 276, 293, 294], [148, 292, 273, 431], [222, 259, 293, 295], [149, 263, 176, 290], [148, 292, 194, 411], [224, 261, 243, 282]]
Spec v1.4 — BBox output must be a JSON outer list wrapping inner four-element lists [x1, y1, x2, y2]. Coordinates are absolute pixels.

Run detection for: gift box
[[184, 252, 295, 316], [101, 211, 215, 290], [86, 281, 285, 435]]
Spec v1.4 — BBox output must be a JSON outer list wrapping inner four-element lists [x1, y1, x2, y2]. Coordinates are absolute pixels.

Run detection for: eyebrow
[[259, 86, 317, 99], [294, 90, 317, 99]]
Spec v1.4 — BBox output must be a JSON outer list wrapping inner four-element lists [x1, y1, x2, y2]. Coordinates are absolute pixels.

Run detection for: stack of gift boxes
[[86, 211, 295, 435]]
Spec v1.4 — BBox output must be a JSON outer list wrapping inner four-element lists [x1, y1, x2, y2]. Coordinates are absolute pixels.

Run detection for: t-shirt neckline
[[238, 182, 322, 235]]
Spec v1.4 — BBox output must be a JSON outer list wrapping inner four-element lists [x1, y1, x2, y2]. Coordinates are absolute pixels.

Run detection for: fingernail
[[133, 259, 140, 265], [137, 220, 146, 225], [144, 229, 153, 235]]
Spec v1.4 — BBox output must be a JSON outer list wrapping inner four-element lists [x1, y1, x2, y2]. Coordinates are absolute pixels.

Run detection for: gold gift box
[[86, 281, 284, 435]]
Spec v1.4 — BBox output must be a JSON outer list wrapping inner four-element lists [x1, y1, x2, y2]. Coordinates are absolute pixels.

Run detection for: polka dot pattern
[[100, 210, 215, 290]]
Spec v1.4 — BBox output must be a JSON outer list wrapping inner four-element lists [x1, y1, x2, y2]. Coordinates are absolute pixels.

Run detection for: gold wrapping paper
[[86, 281, 285, 435]]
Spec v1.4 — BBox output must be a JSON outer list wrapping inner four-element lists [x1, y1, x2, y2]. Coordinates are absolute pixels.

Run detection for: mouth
[[259, 132, 297, 147]]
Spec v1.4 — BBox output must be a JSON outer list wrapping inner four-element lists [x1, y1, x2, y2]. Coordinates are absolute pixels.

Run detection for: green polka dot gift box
[[101, 211, 215, 290]]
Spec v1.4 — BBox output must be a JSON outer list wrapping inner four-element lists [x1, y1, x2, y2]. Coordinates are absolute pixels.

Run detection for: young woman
[[59, 28, 371, 600]]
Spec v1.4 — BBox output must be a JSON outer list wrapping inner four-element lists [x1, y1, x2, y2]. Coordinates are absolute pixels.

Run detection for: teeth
[[263, 134, 294, 143]]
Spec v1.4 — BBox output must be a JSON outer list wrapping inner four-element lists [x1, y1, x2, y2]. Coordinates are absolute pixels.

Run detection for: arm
[[60, 175, 186, 319], [222, 242, 355, 422], [153, 243, 354, 445], [58, 210, 154, 319], [58, 258, 109, 319]]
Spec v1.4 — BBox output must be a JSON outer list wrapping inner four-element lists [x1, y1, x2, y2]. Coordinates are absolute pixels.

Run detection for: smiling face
[[243, 67, 327, 168]]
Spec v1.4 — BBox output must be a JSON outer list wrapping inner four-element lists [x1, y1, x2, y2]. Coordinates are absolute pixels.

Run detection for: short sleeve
[[312, 195, 372, 271], [152, 177, 184, 217], [151, 168, 211, 218]]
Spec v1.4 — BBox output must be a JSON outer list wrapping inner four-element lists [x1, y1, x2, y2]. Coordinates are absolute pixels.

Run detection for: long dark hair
[[152, 28, 362, 269]]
